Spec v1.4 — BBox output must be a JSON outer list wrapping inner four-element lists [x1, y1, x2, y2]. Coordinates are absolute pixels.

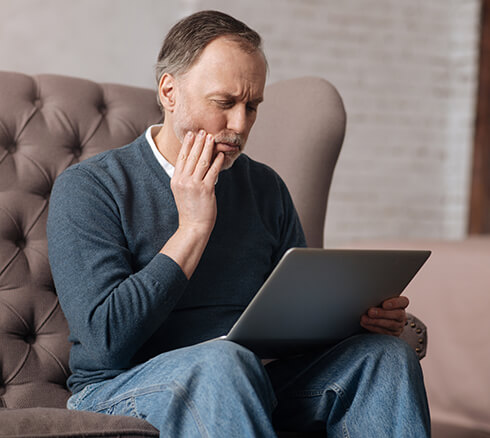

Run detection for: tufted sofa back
[[0, 71, 345, 410], [0, 72, 163, 408]]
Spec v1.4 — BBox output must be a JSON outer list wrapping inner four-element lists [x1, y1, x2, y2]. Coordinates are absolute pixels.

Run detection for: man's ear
[[158, 73, 177, 112]]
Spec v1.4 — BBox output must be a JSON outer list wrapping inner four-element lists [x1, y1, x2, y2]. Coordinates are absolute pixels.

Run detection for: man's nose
[[226, 105, 247, 134]]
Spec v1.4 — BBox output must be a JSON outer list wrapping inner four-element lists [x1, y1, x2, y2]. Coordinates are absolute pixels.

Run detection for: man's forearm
[[160, 225, 212, 279]]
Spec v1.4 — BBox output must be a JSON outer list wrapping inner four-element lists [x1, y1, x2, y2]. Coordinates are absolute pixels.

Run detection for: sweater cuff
[[142, 252, 188, 290]]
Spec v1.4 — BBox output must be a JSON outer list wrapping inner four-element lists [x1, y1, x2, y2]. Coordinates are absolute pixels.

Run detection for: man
[[47, 10, 430, 437]]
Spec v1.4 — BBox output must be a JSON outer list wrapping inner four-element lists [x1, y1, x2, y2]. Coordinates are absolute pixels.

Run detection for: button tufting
[[33, 98, 42, 108], [72, 145, 83, 158], [16, 239, 26, 250], [0, 385, 5, 397], [7, 141, 17, 154], [24, 333, 36, 345], [99, 103, 107, 115]]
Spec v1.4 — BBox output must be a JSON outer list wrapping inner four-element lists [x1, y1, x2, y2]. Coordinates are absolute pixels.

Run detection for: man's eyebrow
[[207, 92, 264, 104], [250, 96, 264, 104]]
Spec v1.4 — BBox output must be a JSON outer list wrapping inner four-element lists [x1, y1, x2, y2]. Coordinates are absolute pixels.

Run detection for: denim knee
[[348, 334, 422, 378], [365, 334, 419, 362], [193, 340, 269, 384], [180, 340, 277, 415]]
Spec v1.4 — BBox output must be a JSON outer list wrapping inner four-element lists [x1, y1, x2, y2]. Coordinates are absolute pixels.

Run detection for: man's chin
[[219, 152, 241, 171]]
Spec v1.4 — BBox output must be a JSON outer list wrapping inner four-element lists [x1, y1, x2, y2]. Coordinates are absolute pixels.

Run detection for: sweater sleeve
[[47, 167, 188, 369]]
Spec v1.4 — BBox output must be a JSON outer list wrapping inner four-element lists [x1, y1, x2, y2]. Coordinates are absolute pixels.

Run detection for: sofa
[[0, 71, 426, 437], [339, 237, 490, 438]]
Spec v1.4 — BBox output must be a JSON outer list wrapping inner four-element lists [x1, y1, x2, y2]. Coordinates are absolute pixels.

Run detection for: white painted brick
[[0, 0, 479, 245]]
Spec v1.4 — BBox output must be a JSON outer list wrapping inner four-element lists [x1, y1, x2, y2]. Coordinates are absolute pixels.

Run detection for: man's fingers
[[361, 320, 403, 337], [193, 133, 215, 180], [363, 296, 409, 326], [175, 131, 195, 175], [382, 296, 409, 310], [368, 307, 406, 323], [203, 152, 224, 185], [361, 315, 405, 332], [183, 130, 207, 175], [361, 315, 405, 336]]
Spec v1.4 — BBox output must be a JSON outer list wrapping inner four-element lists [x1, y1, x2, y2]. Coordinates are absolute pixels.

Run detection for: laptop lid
[[225, 247, 431, 358]]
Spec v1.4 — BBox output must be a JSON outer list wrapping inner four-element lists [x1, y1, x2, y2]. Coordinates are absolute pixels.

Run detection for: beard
[[172, 99, 245, 171]]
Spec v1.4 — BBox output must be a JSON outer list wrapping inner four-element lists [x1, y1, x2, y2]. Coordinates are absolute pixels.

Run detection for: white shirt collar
[[145, 124, 174, 178]]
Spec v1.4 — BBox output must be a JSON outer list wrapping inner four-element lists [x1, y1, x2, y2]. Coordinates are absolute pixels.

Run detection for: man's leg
[[266, 334, 430, 437], [67, 340, 277, 438]]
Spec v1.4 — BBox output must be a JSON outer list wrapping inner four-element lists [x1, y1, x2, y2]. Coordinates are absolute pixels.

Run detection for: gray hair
[[155, 10, 267, 109]]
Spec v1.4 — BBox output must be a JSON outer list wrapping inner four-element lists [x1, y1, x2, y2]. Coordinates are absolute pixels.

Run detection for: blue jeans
[[67, 335, 430, 437]]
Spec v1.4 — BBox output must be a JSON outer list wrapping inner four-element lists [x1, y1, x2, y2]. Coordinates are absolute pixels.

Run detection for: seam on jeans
[[129, 395, 139, 418], [172, 380, 210, 438], [329, 383, 350, 413], [88, 382, 209, 437], [280, 382, 351, 437], [342, 420, 350, 438], [67, 381, 106, 410], [330, 383, 350, 438], [93, 389, 151, 419], [89, 385, 163, 412], [94, 400, 139, 419]]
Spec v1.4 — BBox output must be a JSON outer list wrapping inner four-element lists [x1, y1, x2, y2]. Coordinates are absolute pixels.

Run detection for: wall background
[[0, 0, 481, 246]]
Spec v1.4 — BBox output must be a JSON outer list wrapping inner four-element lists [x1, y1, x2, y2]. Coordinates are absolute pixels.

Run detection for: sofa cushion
[[0, 408, 158, 438], [432, 421, 490, 438]]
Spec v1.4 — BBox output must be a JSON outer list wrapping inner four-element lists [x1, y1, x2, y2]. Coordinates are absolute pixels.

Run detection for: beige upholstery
[[0, 71, 345, 436], [248, 77, 346, 247], [0, 72, 163, 412], [340, 238, 490, 438]]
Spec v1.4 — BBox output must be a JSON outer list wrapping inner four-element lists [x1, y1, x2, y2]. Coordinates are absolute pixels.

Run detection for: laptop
[[223, 247, 431, 358]]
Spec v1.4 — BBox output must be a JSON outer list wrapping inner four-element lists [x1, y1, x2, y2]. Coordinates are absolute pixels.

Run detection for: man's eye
[[246, 104, 258, 113], [215, 100, 233, 108]]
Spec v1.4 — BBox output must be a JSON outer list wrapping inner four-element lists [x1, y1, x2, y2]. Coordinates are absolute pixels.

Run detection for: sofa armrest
[[400, 313, 427, 360], [0, 407, 159, 437]]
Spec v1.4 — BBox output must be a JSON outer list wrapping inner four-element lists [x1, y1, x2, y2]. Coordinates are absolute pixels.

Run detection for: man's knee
[[348, 334, 422, 376], [182, 340, 276, 408], [365, 334, 418, 361], [195, 340, 266, 378]]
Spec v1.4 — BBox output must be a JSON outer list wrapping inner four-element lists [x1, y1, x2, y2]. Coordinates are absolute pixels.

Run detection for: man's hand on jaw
[[172, 130, 224, 233], [159, 130, 225, 280], [360, 296, 409, 337]]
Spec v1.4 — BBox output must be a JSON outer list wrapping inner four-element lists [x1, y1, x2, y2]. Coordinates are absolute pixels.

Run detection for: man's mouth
[[215, 142, 241, 154]]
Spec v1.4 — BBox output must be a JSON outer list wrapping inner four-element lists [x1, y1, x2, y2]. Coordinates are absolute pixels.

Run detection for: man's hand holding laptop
[[360, 296, 409, 337]]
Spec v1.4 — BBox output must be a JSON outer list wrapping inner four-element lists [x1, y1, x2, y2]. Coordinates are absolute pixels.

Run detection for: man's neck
[[153, 123, 181, 166]]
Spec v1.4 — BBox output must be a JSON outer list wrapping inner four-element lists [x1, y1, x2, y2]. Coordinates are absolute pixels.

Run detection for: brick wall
[[192, 0, 481, 245], [0, 0, 480, 245], [0, 0, 183, 87]]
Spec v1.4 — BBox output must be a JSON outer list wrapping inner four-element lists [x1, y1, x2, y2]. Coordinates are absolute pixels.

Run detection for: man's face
[[171, 37, 267, 170]]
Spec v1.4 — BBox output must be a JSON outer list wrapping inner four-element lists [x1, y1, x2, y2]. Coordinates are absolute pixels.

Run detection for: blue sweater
[[47, 133, 306, 393]]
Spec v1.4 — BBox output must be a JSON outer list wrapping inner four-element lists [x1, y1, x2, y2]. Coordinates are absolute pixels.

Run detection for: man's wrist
[[176, 223, 214, 241], [159, 224, 213, 280]]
